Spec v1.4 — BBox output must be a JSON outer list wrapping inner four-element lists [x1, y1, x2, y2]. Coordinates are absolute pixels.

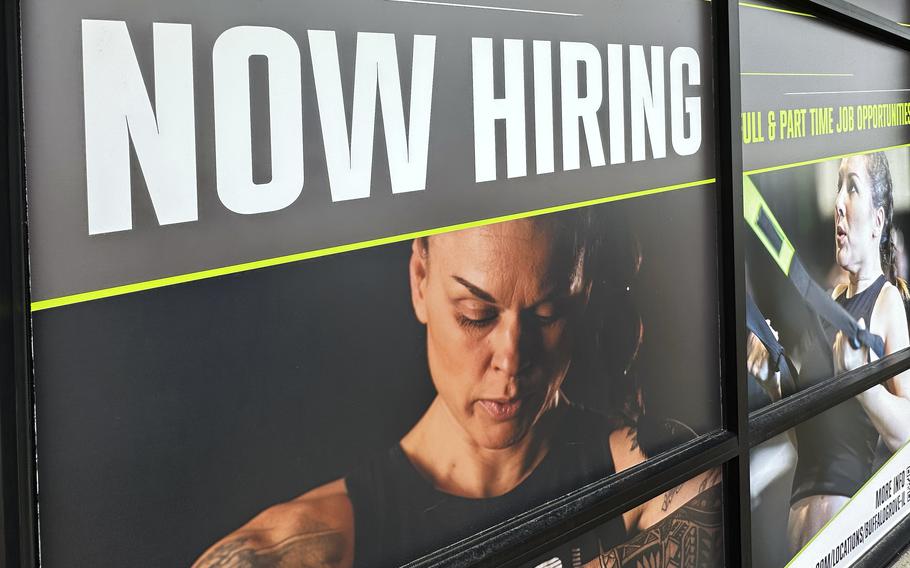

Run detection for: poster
[[746, 149, 910, 568], [740, 2, 910, 566], [21, 0, 723, 566]]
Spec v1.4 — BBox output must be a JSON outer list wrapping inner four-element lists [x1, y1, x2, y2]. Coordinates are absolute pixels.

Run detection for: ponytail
[[865, 152, 908, 304], [885, 235, 910, 303]]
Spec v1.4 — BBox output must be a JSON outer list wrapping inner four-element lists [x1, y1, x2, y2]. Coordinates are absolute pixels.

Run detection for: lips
[[478, 398, 523, 420], [836, 225, 848, 245]]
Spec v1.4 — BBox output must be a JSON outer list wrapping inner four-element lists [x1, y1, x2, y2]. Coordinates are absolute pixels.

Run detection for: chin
[[835, 250, 850, 269], [475, 422, 532, 450]]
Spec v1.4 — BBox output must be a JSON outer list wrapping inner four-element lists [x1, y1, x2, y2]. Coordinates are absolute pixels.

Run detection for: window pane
[[741, 3, 910, 566], [22, 0, 722, 565]]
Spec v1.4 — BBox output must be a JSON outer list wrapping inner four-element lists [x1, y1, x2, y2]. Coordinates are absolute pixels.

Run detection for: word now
[[82, 20, 702, 235]]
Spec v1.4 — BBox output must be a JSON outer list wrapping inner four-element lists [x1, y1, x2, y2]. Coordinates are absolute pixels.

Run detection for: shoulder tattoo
[[594, 484, 724, 567], [194, 521, 345, 568]]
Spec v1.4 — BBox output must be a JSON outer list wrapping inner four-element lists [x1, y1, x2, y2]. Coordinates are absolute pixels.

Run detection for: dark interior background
[[32, 185, 721, 567]]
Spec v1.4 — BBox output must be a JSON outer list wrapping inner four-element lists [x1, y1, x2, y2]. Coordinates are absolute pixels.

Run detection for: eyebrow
[[451, 276, 497, 303], [839, 172, 860, 185], [450, 275, 564, 306]]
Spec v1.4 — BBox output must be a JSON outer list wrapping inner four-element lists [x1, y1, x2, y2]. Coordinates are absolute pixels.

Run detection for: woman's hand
[[747, 326, 782, 402], [833, 317, 872, 374]]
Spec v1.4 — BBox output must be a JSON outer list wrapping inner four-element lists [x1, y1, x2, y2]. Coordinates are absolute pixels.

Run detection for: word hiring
[[82, 20, 702, 236]]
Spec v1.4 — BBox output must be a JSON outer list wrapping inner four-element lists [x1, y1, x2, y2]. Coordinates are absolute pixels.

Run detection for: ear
[[874, 206, 886, 240], [410, 239, 429, 324]]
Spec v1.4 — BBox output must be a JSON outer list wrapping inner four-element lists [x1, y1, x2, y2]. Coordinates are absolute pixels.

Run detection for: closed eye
[[532, 312, 561, 326], [530, 301, 565, 326], [457, 312, 497, 329]]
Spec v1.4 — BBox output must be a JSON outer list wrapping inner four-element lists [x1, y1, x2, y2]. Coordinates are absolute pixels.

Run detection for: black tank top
[[345, 405, 626, 567], [791, 274, 887, 502]]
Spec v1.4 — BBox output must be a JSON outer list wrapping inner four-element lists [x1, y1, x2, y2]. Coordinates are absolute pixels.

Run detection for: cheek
[[844, 200, 856, 227], [539, 324, 572, 366], [426, 310, 491, 392], [432, 315, 486, 365], [846, 197, 871, 231]]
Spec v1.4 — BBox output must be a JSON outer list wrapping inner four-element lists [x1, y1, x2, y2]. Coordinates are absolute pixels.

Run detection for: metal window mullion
[[1, 0, 37, 567], [712, 0, 752, 567]]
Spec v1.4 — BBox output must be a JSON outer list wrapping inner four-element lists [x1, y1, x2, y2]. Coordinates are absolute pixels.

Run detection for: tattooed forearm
[[697, 468, 722, 495], [662, 467, 720, 513], [589, 485, 724, 568], [194, 525, 345, 568], [660, 485, 682, 512]]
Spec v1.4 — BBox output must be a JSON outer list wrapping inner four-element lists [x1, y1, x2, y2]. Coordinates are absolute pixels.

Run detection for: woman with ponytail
[[788, 152, 910, 551]]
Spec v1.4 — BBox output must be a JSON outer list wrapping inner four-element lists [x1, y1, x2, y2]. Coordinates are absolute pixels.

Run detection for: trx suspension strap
[[743, 176, 886, 359], [746, 293, 797, 399]]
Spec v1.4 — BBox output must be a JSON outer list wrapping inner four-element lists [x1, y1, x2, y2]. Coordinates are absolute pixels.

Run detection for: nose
[[835, 187, 846, 219], [490, 314, 527, 377]]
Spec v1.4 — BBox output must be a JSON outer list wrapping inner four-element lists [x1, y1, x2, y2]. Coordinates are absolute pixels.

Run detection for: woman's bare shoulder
[[192, 478, 354, 568], [873, 281, 909, 335], [608, 426, 647, 474], [876, 280, 905, 311]]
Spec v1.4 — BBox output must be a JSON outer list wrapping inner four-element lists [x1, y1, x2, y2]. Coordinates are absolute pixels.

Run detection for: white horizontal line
[[785, 88, 910, 95], [386, 0, 582, 16]]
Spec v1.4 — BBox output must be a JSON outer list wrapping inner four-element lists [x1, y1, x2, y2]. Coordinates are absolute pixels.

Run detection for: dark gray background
[[32, 185, 721, 567], [22, 0, 715, 301], [740, 0, 910, 171]]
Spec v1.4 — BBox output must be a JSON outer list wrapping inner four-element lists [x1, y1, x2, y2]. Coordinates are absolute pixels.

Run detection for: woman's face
[[409, 220, 586, 450], [835, 156, 884, 273]]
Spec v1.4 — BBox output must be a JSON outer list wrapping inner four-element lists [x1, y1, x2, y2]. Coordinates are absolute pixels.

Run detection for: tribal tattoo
[[589, 484, 724, 568], [194, 521, 345, 568]]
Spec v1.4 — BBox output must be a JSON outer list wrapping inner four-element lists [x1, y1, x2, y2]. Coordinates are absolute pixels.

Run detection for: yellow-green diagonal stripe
[[739, 2, 814, 18], [744, 142, 910, 176], [31, 177, 715, 312]]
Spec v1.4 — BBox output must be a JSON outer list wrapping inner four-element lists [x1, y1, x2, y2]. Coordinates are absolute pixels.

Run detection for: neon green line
[[741, 72, 853, 77], [739, 1, 815, 18], [30, 178, 715, 312], [705, 0, 815, 18], [785, 438, 910, 566], [744, 141, 910, 176]]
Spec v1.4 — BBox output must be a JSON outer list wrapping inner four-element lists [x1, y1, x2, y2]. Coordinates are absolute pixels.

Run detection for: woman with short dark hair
[[193, 212, 721, 568]]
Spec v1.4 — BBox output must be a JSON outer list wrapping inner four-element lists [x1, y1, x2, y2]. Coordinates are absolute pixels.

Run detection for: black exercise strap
[[746, 293, 797, 398], [743, 176, 885, 360]]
